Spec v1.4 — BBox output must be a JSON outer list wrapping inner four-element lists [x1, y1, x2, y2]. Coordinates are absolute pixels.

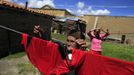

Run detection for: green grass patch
[[52, 33, 67, 42], [17, 62, 38, 75], [3, 52, 25, 59], [102, 42, 134, 62]]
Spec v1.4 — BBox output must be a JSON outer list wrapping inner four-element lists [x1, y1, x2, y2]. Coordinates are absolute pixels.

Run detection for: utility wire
[[0, 25, 23, 34]]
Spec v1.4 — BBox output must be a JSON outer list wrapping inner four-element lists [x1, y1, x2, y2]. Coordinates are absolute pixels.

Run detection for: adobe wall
[[0, 5, 53, 58], [81, 15, 134, 40]]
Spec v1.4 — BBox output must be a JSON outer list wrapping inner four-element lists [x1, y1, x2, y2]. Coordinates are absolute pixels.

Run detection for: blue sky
[[7, 0, 134, 16]]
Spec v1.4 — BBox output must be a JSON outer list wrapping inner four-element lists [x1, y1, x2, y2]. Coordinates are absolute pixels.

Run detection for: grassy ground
[[102, 42, 134, 62], [0, 52, 39, 75], [52, 33, 67, 42], [3, 52, 25, 59], [17, 62, 38, 75]]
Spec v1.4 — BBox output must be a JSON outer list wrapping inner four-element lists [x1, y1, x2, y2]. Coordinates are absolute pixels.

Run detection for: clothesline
[[0, 25, 65, 43], [0, 25, 23, 34]]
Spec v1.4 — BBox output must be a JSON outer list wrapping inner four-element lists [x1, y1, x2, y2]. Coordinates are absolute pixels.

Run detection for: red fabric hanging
[[50, 51, 134, 75], [21, 33, 63, 75], [21, 33, 134, 75], [77, 53, 134, 75], [50, 48, 86, 74]]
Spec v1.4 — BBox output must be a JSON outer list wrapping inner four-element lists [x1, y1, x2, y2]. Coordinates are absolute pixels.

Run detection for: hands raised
[[75, 39, 86, 50], [33, 25, 44, 37]]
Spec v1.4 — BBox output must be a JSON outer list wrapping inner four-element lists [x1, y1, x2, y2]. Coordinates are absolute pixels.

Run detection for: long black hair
[[68, 29, 85, 40], [94, 29, 101, 40]]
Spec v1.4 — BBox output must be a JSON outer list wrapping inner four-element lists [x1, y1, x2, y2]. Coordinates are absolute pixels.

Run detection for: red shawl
[[21, 33, 134, 75], [51, 50, 134, 75], [77, 53, 134, 75], [21, 33, 63, 75]]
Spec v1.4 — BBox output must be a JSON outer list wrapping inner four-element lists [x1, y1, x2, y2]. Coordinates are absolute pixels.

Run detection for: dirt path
[[0, 55, 75, 75], [0, 55, 40, 75]]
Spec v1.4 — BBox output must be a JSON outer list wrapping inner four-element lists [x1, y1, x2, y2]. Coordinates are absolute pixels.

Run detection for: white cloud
[[18, 2, 25, 6], [88, 6, 92, 10], [90, 9, 111, 15], [75, 5, 111, 16], [13, 0, 18, 2], [77, 9, 89, 15], [76, 1, 85, 9], [6, 0, 18, 2], [127, 15, 134, 17], [66, 9, 72, 13], [75, 2, 111, 16], [5, 0, 25, 7], [27, 0, 55, 8]]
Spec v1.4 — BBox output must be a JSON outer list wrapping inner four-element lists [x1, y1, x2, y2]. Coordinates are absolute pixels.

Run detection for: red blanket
[[21, 33, 63, 75], [77, 53, 134, 75], [22, 33, 134, 75], [51, 50, 134, 75], [50, 49, 86, 74]]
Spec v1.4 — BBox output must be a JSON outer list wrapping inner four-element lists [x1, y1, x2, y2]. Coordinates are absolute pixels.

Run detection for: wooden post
[[93, 16, 98, 29]]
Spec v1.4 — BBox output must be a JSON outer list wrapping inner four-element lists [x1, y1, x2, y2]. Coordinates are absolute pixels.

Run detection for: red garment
[[50, 48, 86, 74], [89, 49, 102, 55], [77, 53, 134, 75], [22, 33, 134, 75], [51, 51, 134, 75], [21, 33, 63, 75]]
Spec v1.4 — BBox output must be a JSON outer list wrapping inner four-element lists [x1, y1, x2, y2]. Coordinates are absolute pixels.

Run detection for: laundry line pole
[[93, 16, 99, 29]]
